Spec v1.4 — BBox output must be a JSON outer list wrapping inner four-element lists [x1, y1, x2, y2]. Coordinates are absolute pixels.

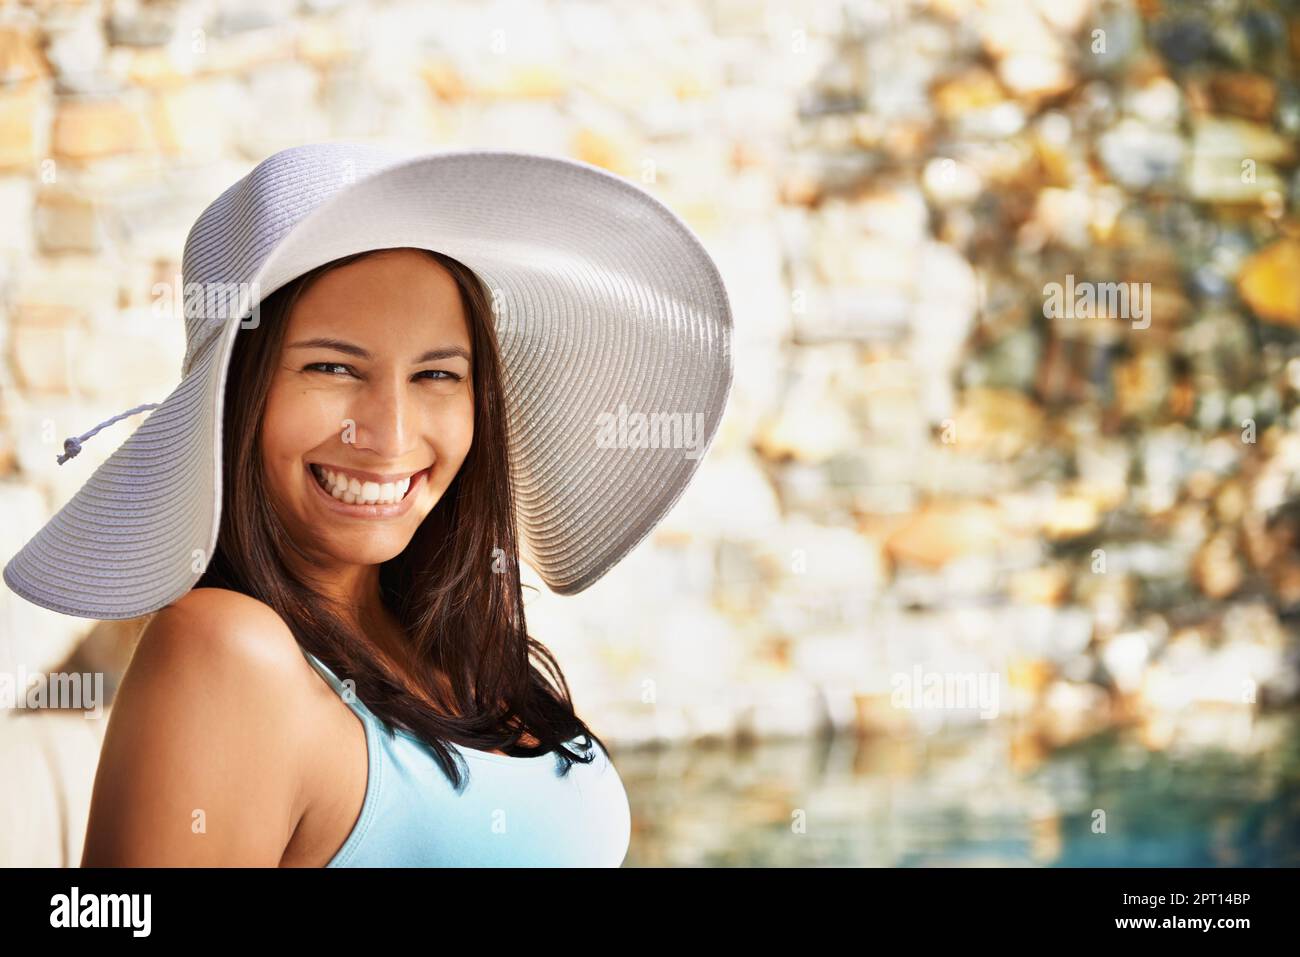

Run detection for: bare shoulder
[[81, 587, 315, 866], [128, 586, 318, 710], [149, 587, 302, 660]]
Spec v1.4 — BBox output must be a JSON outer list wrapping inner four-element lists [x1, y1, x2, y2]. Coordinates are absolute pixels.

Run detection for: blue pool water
[[615, 713, 1300, 867]]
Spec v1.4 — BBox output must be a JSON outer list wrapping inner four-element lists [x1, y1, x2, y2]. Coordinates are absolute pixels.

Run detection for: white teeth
[[312, 464, 419, 507]]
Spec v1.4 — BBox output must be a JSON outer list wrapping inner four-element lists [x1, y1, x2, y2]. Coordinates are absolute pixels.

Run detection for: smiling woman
[[197, 245, 604, 755], [8, 141, 732, 870], [79, 246, 629, 867]]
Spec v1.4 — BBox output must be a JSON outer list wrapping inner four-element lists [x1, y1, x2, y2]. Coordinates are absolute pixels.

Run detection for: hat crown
[[179, 142, 411, 373]]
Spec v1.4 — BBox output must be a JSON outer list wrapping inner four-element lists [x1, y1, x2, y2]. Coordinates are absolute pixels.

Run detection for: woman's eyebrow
[[287, 337, 470, 362]]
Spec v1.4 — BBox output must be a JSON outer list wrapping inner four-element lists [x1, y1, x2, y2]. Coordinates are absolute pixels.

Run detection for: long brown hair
[[194, 247, 603, 790]]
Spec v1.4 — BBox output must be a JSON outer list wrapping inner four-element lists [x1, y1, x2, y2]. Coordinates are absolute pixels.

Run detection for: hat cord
[[57, 403, 164, 465]]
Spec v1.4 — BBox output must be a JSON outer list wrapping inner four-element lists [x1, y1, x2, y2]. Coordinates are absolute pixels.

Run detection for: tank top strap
[[301, 649, 377, 723]]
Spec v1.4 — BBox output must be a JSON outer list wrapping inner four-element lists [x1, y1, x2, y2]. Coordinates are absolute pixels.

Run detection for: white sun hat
[[2, 142, 733, 620]]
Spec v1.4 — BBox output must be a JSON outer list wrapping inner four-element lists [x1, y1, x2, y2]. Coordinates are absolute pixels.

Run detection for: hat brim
[[3, 149, 733, 620]]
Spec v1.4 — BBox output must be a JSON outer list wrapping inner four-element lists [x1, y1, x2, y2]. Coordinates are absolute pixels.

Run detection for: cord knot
[[56, 437, 82, 465], [52, 401, 163, 466]]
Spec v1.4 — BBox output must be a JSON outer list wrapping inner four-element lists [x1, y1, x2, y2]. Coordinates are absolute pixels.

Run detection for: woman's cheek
[[455, 401, 475, 460], [430, 396, 473, 455]]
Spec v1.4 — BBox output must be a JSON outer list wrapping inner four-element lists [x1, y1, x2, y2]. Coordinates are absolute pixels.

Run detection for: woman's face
[[260, 248, 475, 569]]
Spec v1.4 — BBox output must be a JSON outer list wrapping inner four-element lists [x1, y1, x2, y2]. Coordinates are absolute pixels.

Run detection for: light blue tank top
[[302, 650, 631, 867]]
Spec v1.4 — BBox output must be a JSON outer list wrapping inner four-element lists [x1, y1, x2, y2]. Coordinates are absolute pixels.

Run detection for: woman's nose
[[351, 375, 417, 459]]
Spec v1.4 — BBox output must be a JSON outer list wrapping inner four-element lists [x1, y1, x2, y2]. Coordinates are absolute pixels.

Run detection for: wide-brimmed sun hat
[[3, 141, 733, 620]]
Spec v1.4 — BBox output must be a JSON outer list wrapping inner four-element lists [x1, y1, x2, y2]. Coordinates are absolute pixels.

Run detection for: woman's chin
[[297, 508, 422, 564], [311, 536, 411, 567]]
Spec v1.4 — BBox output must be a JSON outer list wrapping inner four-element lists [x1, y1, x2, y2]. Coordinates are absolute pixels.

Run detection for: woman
[[3, 143, 733, 867]]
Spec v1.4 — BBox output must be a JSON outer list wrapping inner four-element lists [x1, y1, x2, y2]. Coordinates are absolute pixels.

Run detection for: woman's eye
[[303, 363, 461, 382]]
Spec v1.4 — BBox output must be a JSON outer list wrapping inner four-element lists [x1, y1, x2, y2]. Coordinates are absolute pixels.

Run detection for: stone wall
[[2, 0, 1300, 864]]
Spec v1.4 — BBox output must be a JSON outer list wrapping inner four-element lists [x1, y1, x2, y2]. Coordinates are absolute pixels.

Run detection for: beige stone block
[[420, 58, 468, 103], [710, 0, 775, 35], [34, 187, 109, 253], [933, 67, 1005, 119], [150, 79, 239, 157], [120, 46, 193, 90], [70, 163, 203, 262], [12, 254, 119, 316], [997, 52, 1074, 99], [746, 672, 825, 740], [758, 399, 858, 464], [10, 302, 83, 328], [0, 81, 51, 171], [71, 313, 185, 399], [297, 18, 355, 69], [948, 387, 1046, 461], [193, 26, 295, 78], [481, 63, 567, 100], [453, 101, 569, 155], [0, 177, 34, 252], [52, 97, 153, 162], [656, 452, 783, 539], [0, 22, 49, 84], [572, 126, 638, 177], [233, 62, 327, 158], [1192, 115, 1295, 165], [11, 322, 78, 393], [884, 501, 1006, 569], [116, 257, 178, 310], [1186, 154, 1285, 204]]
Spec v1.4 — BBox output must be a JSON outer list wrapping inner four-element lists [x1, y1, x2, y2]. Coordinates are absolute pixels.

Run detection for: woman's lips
[[306, 463, 430, 518]]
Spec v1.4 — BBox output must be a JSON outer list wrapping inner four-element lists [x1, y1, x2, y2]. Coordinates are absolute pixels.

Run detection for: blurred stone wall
[[1, 0, 1299, 792]]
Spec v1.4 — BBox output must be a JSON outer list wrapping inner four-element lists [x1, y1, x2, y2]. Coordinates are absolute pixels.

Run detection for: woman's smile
[[306, 461, 432, 519]]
